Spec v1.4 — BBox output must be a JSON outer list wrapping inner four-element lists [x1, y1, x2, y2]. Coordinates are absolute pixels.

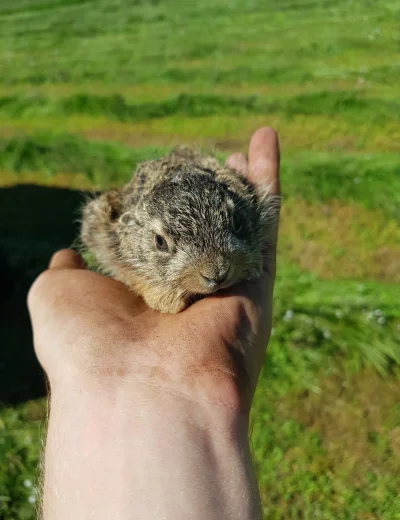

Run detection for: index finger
[[248, 127, 280, 196], [219, 127, 281, 379], [221, 127, 281, 315]]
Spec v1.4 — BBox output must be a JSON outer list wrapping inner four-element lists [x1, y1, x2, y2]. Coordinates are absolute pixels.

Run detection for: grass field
[[0, 0, 399, 518]]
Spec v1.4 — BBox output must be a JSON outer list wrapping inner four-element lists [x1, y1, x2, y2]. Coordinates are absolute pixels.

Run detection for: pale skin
[[28, 127, 280, 520]]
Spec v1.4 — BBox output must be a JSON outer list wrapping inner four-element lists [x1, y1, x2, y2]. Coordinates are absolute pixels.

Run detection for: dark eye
[[154, 234, 168, 252], [232, 212, 246, 237]]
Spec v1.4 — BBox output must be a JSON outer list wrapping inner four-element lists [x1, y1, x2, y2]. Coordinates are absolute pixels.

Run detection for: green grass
[[0, 401, 44, 519], [0, 0, 399, 86], [0, 133, 168, 185], [1, 266, 399, 519], [0, 91, 399, 124], [1, 133, 399, 218], [0, 0, 399, 518]]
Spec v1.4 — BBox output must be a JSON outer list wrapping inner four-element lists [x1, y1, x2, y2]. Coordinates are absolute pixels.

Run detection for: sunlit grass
[[1, 0, 400, 518], [1, 113, 399, 154], [0, 90, 399, 124], [0, 81, 399, 102], [1, 135, 399, 218], [0, 0, 399, 86]]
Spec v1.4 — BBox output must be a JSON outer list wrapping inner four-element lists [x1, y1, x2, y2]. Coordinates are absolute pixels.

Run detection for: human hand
[[27, 127, 280, 520], [28, 127, 280, 415]]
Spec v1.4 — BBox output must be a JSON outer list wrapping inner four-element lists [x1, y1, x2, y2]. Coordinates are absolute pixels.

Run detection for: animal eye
[[232, 212, 246, 237], [154, 234, 169, 252]]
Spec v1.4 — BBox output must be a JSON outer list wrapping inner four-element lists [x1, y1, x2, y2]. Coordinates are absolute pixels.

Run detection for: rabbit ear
[[81, 189, 121, 226], [104, 190, 122, 222]]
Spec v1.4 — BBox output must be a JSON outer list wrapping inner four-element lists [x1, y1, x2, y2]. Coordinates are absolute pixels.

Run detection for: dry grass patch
[[279, 199, 400, 282], [0, 113, 399, 154]]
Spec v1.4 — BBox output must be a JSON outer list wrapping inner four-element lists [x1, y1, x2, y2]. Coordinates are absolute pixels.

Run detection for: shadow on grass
[[0, 184, 83, 405]]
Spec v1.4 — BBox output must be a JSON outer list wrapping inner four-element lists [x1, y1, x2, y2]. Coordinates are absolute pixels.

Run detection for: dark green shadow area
[[0, 185, 83, 405]]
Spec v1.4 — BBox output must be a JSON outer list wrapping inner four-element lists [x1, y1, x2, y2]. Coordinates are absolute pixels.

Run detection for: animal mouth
[[195, 278, 235, 295], [198, 263, 234, 293], [187, 282, 232, 306]]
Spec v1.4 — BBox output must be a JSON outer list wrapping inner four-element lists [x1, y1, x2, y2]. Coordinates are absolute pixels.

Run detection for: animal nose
[[200, 268, 229, 286]]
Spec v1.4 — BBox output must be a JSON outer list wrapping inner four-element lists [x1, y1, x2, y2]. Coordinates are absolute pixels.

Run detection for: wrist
[[49, 341, 250, 416], [44, 372, 261, 520]]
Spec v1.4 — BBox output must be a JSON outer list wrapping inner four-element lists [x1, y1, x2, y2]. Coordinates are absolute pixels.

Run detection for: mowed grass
[[1, 134, 399, 218], [0, 91, 399, 123], [0, 0, 399, 86], [0, 0, 399, 519]]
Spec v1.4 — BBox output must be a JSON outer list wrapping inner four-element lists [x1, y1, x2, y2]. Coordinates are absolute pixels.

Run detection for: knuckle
[[27, 269, 53, 309], [49, 248, 72, 267]]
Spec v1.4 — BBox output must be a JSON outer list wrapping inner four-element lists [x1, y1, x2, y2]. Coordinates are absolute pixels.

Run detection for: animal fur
[[80, 146, 280, 313]]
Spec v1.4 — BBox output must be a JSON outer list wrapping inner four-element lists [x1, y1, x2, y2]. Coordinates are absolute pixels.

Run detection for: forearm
[[42, 374, 262, 520]]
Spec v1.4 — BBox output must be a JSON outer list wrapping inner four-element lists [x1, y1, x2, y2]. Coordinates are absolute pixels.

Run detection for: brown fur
[[80, 146, 280, 313]]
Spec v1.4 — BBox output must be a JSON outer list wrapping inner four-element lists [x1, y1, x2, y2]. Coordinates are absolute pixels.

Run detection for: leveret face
[[117, 171, 263, 296]]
